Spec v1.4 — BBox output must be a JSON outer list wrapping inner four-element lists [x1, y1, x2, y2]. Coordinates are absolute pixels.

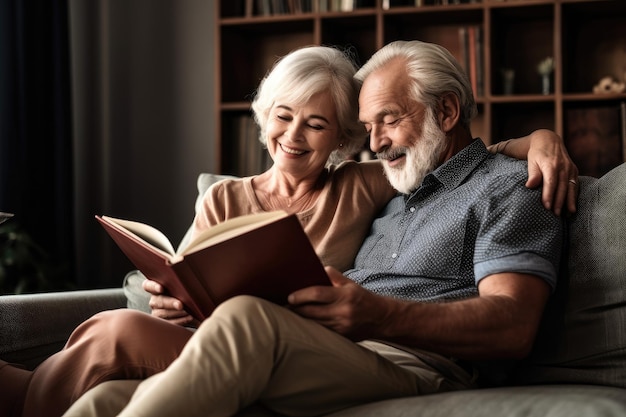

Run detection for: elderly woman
[[1, 45, 576, 417]]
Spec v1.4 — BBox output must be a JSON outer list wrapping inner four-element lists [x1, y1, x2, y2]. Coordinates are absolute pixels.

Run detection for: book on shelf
[[316, 0, 374, 11], [234, 114, 270, 176], [96, 211, 330, 322], [458, 24, 483, 97], [247, 0, 394, 13], [382, 0, 419, 8], [254, 0, 300, 15]]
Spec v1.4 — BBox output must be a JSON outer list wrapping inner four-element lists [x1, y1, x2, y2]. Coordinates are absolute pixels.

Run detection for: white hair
[[355, 40, 478, 128], [251, 46, 367, 165]]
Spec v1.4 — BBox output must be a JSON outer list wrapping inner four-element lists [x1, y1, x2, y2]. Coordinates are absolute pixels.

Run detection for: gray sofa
[[2, 162, 625, 416]]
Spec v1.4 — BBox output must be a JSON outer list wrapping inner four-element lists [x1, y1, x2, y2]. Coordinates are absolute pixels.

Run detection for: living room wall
[[69, 0, 217, 289]]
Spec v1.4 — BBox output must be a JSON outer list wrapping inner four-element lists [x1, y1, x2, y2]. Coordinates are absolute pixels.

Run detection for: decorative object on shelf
[[537, 57, 554, 95], [592, 76, 625, 94], [501, 68, 515, 95]]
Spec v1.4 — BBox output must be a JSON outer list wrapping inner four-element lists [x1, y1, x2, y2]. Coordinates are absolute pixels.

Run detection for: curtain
[[1, 0, 217, 293], [0, 0, 75, 293]]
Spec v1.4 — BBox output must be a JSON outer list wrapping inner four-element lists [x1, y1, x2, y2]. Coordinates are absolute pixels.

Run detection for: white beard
[[378, 109, 447, 194]]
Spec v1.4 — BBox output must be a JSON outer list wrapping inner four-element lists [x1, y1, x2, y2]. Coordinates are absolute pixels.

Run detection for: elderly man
[[64, 40, 566, 417]]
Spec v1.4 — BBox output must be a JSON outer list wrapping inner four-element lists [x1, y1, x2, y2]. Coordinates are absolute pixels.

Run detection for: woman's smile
[[279, 143, 307, 156]]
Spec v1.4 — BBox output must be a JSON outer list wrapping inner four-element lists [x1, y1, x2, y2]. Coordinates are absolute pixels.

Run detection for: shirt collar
[[408, 138, 491, 199]]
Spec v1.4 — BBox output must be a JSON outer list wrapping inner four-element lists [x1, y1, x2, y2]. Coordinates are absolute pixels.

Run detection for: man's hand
[[289, 267, 551, 360], [142, 279, 199, 327], [287, 266, 391, 341]]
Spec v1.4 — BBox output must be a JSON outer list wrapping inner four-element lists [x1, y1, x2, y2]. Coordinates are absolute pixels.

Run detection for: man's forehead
[[359, 103, 401, 122], [359, 77, 412, 121]]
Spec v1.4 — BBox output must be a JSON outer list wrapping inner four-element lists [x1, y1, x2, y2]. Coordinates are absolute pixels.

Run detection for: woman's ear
[[438, 92, 461, 133]]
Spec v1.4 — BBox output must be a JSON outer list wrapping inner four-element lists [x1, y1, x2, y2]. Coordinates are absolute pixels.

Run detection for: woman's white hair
[[251, 46, 367, 165], [354, 40, 478, 128]]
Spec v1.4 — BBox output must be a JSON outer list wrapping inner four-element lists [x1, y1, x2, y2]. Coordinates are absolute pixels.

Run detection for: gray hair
[[354, 40, 478, 128], [251, 46, 367, 165]]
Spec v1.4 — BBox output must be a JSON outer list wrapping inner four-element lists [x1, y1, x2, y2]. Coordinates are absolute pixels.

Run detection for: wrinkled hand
[[526, 129, 579, 216], [287, 266, 390, 341], [142, 279, 199, 327]]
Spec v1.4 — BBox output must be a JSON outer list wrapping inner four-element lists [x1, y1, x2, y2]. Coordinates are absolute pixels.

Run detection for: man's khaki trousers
[[64, 296, 474, 417]]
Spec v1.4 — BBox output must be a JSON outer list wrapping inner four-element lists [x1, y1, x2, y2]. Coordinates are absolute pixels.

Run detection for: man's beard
[[377, 108, 447, 194]]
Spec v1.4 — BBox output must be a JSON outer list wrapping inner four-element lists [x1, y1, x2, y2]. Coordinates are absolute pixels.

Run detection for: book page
[[103, 217, 176, 255], [180, 210, 288, 257]]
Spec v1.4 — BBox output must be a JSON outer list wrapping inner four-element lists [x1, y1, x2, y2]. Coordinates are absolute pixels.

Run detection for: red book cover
[[96, 211, 329, 321]]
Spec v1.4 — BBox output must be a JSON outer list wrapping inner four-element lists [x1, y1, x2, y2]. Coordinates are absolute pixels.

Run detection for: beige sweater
[[192, 160, 396, 272]]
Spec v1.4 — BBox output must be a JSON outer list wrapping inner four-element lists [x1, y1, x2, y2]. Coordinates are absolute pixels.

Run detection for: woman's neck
[[252, 167, 327, 213]]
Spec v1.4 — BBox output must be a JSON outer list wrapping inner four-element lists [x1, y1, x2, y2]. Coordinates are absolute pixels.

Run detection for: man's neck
[[439, 126, 474, 165]]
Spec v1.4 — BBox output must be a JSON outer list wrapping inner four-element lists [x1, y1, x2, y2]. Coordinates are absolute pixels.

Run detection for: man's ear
[[438, 92, 461, 133]]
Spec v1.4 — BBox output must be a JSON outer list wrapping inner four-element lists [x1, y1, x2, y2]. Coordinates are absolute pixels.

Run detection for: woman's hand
[[142, 279, 199, 327], [489, 129, 579, 216]]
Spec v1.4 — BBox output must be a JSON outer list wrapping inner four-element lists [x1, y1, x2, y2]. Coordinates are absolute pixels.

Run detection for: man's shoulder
[[476, 153, 529, 184], [460, 154, 536, 205], [487, 152, 528, 172]]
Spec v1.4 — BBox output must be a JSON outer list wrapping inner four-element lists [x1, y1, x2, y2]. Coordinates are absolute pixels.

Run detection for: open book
[[96, 211, 329, 321]]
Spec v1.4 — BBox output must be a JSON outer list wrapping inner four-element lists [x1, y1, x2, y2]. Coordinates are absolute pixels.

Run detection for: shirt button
[[409, 207, 416, 212], [391, 253, 398, 259]]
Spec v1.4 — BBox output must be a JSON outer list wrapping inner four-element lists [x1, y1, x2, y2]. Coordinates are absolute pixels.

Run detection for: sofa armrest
[[0, 288, 126, 369]]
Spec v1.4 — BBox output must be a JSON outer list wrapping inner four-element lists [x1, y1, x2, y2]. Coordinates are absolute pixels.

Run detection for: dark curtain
[[0, 0, 74, 293]]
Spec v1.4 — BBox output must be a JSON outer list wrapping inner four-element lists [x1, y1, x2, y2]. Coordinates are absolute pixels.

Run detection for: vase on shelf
[[541, 73, 551, 95], [537, 57, 554, 96]]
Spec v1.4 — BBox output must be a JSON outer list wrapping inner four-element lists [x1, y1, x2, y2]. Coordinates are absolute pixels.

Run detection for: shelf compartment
[[320, 14, 378, 66], [490, 4, 554, 96], [491, 101, 555, 142], [220, 110, 270, 177], [383, 9, 485, 96], [220, 20, 315, 103], [561, 1, 626, 95], [563, 100, 625, 178]]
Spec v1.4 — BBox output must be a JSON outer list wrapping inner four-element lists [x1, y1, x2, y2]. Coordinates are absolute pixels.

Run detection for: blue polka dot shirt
[[346, 139, 565, 302]]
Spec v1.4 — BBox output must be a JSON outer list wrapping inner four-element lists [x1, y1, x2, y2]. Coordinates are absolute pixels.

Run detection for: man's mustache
[[376, 147, 408, 161]]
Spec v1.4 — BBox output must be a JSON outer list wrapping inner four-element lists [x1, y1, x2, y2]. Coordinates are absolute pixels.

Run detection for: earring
[[339, 143, 343, 148]]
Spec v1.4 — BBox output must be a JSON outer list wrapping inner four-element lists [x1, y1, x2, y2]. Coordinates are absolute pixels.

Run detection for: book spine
[[467, 26, 478, 98], [245, 0, 254, 16], [459, 27, 469, 80], [475, 25, 483, 97], [171, 261, 217, 321]]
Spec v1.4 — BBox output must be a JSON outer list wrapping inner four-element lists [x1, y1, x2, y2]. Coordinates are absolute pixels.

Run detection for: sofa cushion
[[0, 289, 126, 369], [512, 162, 626, 388], [325, 385, 626, 417]]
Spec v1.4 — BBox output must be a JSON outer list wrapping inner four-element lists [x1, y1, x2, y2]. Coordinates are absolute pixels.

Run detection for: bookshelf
[[216, 0, 626, 178]]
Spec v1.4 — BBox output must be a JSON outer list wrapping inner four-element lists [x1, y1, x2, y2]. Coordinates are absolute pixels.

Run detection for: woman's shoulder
[[208, 175, 251, 192], [327, 160, 395, 200], [202, 175, 261, 220], [329, 159, 383, 180], [203, 176, 255, 205]]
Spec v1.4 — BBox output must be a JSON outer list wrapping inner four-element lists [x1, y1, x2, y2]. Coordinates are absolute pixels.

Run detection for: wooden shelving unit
[[216, 0, 626, 178]]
